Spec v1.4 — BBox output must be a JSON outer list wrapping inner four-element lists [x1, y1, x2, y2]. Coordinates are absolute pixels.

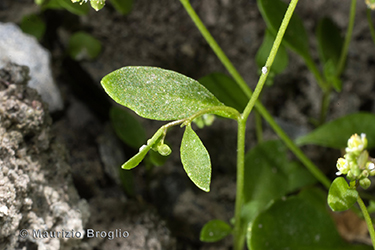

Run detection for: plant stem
[[336, 0, 356, 77], [319, 90, 331, 125], [357, 196, 375, 249], [179, 0, 252, 98], [255, 110, 263, 143], [234, 119, 246, 250], [242, 0, 299, 119], [303, 55, 328, 92], [180, 0, 330, 189], [367, 8, 375, 45]]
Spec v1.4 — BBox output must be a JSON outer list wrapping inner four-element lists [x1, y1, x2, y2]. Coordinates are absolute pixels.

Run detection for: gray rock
[[0, 63, 88, 250], [0, 22, 63, 112]]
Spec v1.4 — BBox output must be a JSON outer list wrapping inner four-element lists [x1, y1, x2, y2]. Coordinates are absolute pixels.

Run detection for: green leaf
[[296, 113, 375, 149], [256, 29, 289, 75], [68, 31, 102, 60], [35, 0, 46, 5], [316, 17, 343, 91], [19, 14, 46, 41], [200, 219, 232, 242], [316, 17, 343, 69], [122, 144, 151, 170], [198, 73, 248, 112], [180, 124, 211, 192], [242, 140, 316, 230], [101, 66, 227, 121], [257, 0, 311, 60], [248, 188, 371, 250], [56, 0, 90, 15], [110, 106, 146, 148], [90, 0, 105, 11], [108, 0, 133, 15], [328, 177, 358, 212], [244, 140, 316, 203]]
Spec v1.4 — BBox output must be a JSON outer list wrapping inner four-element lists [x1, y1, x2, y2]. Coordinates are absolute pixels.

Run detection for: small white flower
[[346, 133, 367, 155], [336, 157, 349, 175]]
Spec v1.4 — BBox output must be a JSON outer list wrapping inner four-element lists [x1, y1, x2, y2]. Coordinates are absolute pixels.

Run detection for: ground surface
[[1, 0, 375, 249]]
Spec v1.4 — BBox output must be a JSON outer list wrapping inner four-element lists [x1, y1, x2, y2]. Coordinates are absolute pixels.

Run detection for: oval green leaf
[[328, 177, 358, 212], [108, 0, 133, 15], [110, 106, 146, 148], [20, 14, 46, 40], [316, 17, 343, 68], [122, 144, 151, 170], [200, 219, 232, 242], [180, 124, 211, 192], [257, 0, 311, 60], [198, 73, 249, 112], [101, 66, 224, 121], [248, 188, 369, 250], [256, 29, 289, 75], [57, 0, 90, 15], [68, 31, 102, 60], [296, 113, 375, 149]]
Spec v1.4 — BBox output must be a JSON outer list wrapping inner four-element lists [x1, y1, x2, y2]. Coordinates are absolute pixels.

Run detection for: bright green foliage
[[90, 0, 105, 11], [109, 0, 133, 15], [316, 17, 343, 91], [110, 106, 146, 148], [257, 0, 311, 61], [316, 18, 343, 70], [244, 140, 316, 203], [180, 124, 211, 192], [328, 177, 358, 212], [296, 113, 375, 149], [199, 73, 249, 112], [248, 188, 371, 250], [35, 0, 46, 4], [56, 0, 90, 15], [122, 144, 152, 170], [242, 140, 316, 228], [200, 220, 232, 242], [256, 29, 288, 86], [20, 14, 46, 40], [101, 67, 231, 121], [68, 31, 102, 60]]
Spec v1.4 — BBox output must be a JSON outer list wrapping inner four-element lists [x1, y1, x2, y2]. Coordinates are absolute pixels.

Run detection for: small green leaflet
[[328, 177, 358, 212], [101, 66, 225, 121], [122, 144, 151, 170], [180, 124, 211, 192], [200, 219, 232, 242]]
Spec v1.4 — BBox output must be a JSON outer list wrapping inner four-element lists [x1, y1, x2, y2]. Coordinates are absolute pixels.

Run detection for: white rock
[[0, 22, 63, 112]]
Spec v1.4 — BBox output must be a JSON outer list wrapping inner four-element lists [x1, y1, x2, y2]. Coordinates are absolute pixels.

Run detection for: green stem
[[179, 0, 331, 189], [367, 8, 375, 45], [304, 55, 328, 92], [336, 0, 356, 77], [234, 119, 247, 250], [179, 0, 252, 98], [357, 196, 375, 249], [319, 90, 331, 125], [242, 0, 299, 119], [255, 110, 263, 143]]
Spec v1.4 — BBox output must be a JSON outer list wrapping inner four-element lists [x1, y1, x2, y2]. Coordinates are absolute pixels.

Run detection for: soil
[[1, 0, 375, 249]]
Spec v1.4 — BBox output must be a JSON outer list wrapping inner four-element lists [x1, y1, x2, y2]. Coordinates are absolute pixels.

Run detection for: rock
[[0, 63, 89, 250], [0, 22, 63, 112]]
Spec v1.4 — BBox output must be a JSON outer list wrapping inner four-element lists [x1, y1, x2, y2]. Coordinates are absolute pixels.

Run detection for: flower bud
[[157, 144, 172, 156], [366, 0, 375, 10], [359, 178, 371, 189], [346, 133, 367, 155], [336, 158, 349, 175], [90, 0, 105, 11]]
